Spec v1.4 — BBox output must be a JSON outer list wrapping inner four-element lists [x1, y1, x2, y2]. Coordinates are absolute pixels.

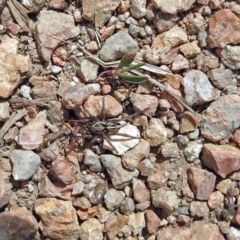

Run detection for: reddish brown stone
[[180, 111, 199, 133], [188, 167, 216, 200], [132, 178, 150, 203], [201, 143, 240, 178], [147, 171, 170, 189], [145, 209, 161, 234], [208, 9, 240, 48]]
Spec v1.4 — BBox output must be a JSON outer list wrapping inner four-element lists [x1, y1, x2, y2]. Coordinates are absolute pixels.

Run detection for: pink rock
[[130, 93, 158, 117], [145, 209, 161, 234], [208, 9, 240, 48], [132, 178, 150, 203], [0, 207, 38, 239], [180, 111, 199, 133], [201, 143, 240, 178], [18, 111, 46, 150], [147, 171, 170, 189], [49, 0, 69, 10], [122, 139, 150, 170], [51, 159, 75, 184], [208, 191, 224, 209], [231, 128, 240, 144], [0, 169, 11, 208], [171, 54, 189, 72], [7, 22, 21, 35], [188, 167, 216, 200]]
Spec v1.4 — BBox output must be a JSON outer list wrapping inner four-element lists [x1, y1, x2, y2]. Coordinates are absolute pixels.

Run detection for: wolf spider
[[68, 96, 139, 153]]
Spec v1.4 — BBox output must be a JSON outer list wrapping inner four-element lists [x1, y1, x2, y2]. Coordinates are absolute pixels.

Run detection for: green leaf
[[117, 55, 134, 69], [120, 62, 146, 73], [117, 72, 148, 84]]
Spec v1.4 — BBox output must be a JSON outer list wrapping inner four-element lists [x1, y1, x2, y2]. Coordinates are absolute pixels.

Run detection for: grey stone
[[99, 31, 139, 62], [104, 188, 125, 210], [10, 150, 41, 181], [84, 149, 102, 172]]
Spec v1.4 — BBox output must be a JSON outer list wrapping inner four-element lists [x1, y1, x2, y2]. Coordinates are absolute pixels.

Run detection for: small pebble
[[51, 65, 62, 74]]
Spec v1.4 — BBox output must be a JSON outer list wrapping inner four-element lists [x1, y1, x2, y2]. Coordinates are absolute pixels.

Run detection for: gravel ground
[[1, 0, 240, 239]]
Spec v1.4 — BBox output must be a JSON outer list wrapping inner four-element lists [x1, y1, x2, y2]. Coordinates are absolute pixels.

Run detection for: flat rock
[[201, 143, 240, 178], [10, 150, 41, 181], [35, 10, 80, 61], [18, 111, 46, 150], [182, 70, 220, 106], [103, 121, 140, 155], [200, 94, 240, 141], [0, 207, 38, 240], [81, 0, 120, 27], [216, 45, 240, 70], [99, 31, 139, 62], [152, 0, 195, 14], [208, 9, 240, 48], [34, 198, 80, 240], [0, 38, 31, 98], [188, 167, 216, 200], [145, 209, 161, 234], [100, 154, 138, 189]]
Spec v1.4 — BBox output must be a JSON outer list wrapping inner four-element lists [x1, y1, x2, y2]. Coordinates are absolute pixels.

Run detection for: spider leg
[[103, 133, 119, 153], [101, 96, 106, 121]]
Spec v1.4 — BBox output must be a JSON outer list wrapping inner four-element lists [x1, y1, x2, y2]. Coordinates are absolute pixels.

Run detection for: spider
[[67, 96, 140, 154]]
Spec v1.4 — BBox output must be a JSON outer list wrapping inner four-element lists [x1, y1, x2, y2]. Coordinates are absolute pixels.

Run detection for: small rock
[[182, 70, 220, 106], [0, 169, 11, 208], [135, 201, 151, 212], [171, 54, 189, 72], [40, 140, 60, 162], [190, 201, 209, 217], [0, 207, 38, 240], [35, 10, 80, 61], [86, 41, 99, 53], [208, 191, 224, 209], [197, 29, 208, 47], [183, 141, 202, 162], [147, 171, 170, 189], [106, 214, 128, 239], [35, 198, 80, 240], [81, 0, 119, 27], [229, 226, 240, 240], [180, 111, 199, 133], [72, 181, 85, 196], [122, 139, 150, 170], [128, 24, 141, 37], [86, 83, 101, 95], [137, 159, 155, 176], [132, 178, 150, 203], [179, 41, 201, 58], [0, 39, 31, 98], [49, 0, 68, 10], [145, 26, 188, 64], [51, 65, 62, 74], [207, 68, 235, 90], [201, 143, 240, 178], [145, 209, 161, 234], [100, 154, 138, 189], [188, 167, 216, 200], [201, 94, 240, 141], [76, 206, 97, 221], [62, 82, 90, 110], [186, 13, 205, 35], [18, 111, 46, 149], [79, 217, 104, 240], [0, 102, 10, 121], [120, 197, 135, 215], [208, 9, 240, 48], [153, 11, 179, 33], [216, 179, 233, 194], [161, 142, 180, 158], [152, 0, 195, 14], [196, 50, 220, 73], [142, 118, 168, 146], [84, 149, 102, 172], [104, 188, 125, 210], [152, 188, 179, 212], [76, 59, 99, 82], [50, 159, 75, 184], [32, 81, 57, 99], [128, 212, 146, 236], [217, 45, 240, 70], [10, 150, 41, 181], [99, 31, 138, 62], [130, 0, 147, 19], [130, 93, 158, 117]]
